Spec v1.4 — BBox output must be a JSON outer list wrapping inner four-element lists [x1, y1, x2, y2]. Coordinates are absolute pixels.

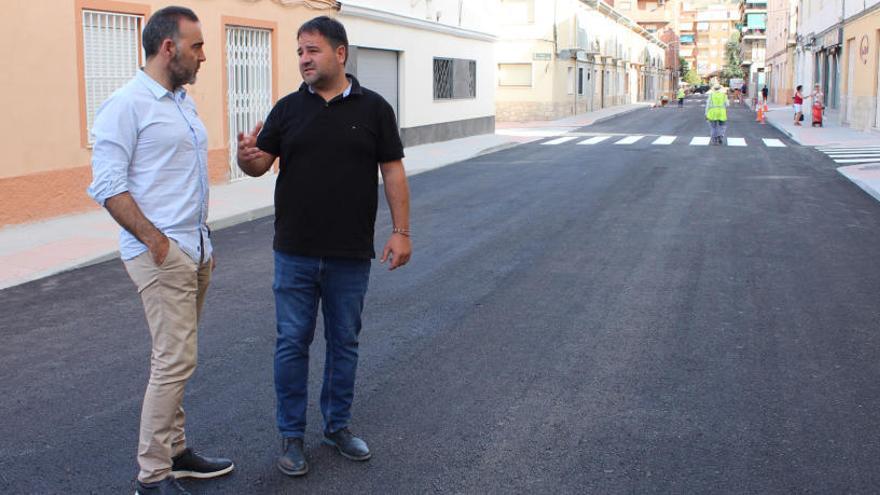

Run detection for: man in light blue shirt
[[86, 7, 233, 494]]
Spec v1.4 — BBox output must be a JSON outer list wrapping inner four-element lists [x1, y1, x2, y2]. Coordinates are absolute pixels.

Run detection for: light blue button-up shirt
[[87, 70, 211, 263]]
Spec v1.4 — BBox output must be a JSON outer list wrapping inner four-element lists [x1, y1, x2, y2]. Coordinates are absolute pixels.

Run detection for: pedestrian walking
[[86, 6, 233, 495], [761, 85, 769, 104], [677, 87, 686, 108], [235, 16, 411, 478], [705, 83, 729, 145], [793, 85, 805, 126]]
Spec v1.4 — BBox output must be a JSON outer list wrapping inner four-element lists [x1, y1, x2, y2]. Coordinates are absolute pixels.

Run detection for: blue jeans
[[273, 252, 371, 438]]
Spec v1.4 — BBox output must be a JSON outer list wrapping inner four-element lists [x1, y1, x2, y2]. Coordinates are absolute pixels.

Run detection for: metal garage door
[[353, 48, 399, 120]]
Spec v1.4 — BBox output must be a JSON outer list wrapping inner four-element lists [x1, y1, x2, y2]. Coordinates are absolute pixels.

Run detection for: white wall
[[342, 15, 496, 129]]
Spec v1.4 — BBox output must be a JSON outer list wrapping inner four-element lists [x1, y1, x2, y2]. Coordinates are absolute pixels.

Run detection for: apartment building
[[740, 0, 768, 97], [495, 0, 670, 121], [612, 0, 683, 88], [695, 4, 738, 78], [764, 0, 796, 104], [0, 0, 497, 227]]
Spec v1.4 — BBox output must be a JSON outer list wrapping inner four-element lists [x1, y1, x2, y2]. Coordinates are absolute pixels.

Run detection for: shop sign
[[860, 35, 870, 64], [533, 52, 551, 61], [819, 28, 841, 49]]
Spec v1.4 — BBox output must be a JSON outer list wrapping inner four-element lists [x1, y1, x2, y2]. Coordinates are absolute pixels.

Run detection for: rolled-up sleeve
[[87, 95, 137, 206]]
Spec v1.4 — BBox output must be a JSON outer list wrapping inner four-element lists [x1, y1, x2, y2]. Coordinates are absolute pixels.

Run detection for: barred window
[[82, 10, 144, 143], [434, 58, 476, 100]]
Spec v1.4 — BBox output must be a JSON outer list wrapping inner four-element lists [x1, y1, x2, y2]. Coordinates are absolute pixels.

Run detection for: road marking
[[832, 158, 880, 164], [762, 138, 787, 147], [577, 136, 612, 145], [825, 154, 880, 158], [542, 136, 579, 145], [817, 147, 880, 152], [652, 135, 676, 145], [615, 135, 644, 145], [690, 137, 711, 146], [823, 151, 880, 155], [726, 137, 747, 146]]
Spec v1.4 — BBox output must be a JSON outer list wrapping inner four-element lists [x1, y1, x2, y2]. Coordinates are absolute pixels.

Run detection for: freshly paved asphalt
[[2, 97, 880, 494]]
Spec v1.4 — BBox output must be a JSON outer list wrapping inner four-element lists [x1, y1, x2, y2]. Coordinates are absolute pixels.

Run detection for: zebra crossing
[[536, 134, 788, 148], [815, 145, 880, 165]]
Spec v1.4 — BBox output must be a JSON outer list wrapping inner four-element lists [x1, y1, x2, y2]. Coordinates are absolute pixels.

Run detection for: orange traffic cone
[[756, 104, 766, 124]]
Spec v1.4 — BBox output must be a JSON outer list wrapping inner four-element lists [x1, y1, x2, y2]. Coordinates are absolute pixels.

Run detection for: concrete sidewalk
[[0, 104, 646, 290], [760, 103, 880, 204]]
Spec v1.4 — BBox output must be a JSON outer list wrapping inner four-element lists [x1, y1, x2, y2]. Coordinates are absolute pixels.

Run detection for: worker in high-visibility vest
[[705, 83, 729, 145], [677, 87, 686, 108]]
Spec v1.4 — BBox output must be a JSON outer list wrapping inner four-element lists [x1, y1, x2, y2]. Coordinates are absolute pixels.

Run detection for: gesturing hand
[[237, 122, 268, 164]]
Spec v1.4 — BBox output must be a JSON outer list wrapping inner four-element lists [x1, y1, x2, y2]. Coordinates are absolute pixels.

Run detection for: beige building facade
[[0, 0, 497, 227], [495, 0, 669, 122], [765, 0, 796, 104], [840, 5, 880, 130], [695, 3, 738, 78]]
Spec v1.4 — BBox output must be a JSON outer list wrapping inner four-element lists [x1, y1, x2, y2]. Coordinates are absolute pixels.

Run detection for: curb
[[589, 104, 651, 126]]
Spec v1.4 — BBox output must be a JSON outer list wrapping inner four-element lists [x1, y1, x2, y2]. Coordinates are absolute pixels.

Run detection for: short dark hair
[[297, 16, 349, 62], [143, 6, 199, 58], [796, 85, 803, 91]]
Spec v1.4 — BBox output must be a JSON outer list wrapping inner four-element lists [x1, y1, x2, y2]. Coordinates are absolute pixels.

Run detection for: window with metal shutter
[[82, 10, 143, 143], [226, 26, 273, 181]]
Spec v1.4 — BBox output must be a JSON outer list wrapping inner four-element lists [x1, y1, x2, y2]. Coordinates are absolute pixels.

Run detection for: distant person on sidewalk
[[810, 83, 825, 127], [706, 83, 729, 145], [793, 85, 805, 126], [677, 87, 686, 108], [236, 16, 411, 478], [761, 85, 769, 104], [86, 6, 233, 495]]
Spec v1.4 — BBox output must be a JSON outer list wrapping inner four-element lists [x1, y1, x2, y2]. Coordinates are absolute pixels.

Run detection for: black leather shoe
[[277, 437, 309, 476], [135, 476, 191, 495], [323, 428, 371, 461], [171, 448, 234, 479]]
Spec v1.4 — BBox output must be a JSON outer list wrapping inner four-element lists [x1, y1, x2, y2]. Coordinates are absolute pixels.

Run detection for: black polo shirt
[[257, 75, 404, 259]]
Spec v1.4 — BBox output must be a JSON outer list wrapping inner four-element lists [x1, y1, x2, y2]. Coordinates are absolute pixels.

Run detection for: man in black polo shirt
[[236, 16, 411, 477]]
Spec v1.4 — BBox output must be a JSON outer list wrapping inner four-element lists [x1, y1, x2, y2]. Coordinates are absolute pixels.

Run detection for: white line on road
[[577, 136, 612, 145], [615, 135, 644, 145], [542, 136, 579, 145], [832, 158, 880, 164], [818, 147, 880, 152], [822, 151, 880, 155], [762, 138, 787, 147], [825, 154, 880, 158], [652, 135, 676, 145], [690, 137, 711, 146], [726, 138, 747, 147]]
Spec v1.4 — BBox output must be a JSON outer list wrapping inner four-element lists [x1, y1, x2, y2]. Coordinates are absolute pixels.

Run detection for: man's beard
[[169, 53, 197, 89]]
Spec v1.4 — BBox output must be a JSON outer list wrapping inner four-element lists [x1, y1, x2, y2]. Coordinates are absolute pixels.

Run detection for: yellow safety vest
[[677, 88, 685, 99], [706, 91, 727, 121]]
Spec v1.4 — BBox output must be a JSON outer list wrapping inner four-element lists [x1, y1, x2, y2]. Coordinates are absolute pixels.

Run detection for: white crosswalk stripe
[[615, 135, 644, 145], [542, 136, 579, 145], [814, 145, 880, 164], [652, 135, 676, 145], [577, 136, 612, 145], [533, 135, 792, 148], [762, 138, 787, 147]]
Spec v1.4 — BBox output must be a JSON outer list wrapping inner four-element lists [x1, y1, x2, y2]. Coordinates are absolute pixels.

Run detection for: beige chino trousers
[[124, 240, 211, 483]]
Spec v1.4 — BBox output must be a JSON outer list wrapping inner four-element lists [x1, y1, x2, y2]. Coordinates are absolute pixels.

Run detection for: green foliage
[[685, 69, 702, 85], [721, 36, 744, 84], [679, 56, 690, 77]]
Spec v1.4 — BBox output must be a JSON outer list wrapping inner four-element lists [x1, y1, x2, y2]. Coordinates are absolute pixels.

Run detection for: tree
[[679, 56, 690, 78], [685, 69, 702, 85], [721, 32, 744, 85]]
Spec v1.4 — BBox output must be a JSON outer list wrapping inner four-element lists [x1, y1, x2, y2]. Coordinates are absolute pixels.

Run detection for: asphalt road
[[2, 97, 880, 494]]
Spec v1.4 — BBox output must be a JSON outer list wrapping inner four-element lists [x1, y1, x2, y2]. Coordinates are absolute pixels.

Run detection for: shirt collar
[[308, 76, 353, 99], [137, 69, 187, 101]]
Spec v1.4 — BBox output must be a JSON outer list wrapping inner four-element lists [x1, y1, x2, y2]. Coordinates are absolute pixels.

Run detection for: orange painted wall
[[0, 0, 318, 227]]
